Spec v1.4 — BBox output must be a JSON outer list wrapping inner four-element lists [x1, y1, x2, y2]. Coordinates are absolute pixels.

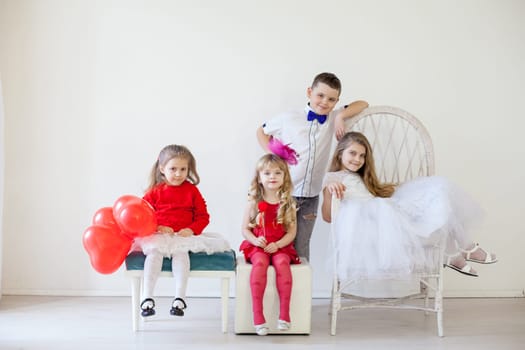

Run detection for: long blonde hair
[[329, 132, 396, 198], [147, 144, 199, 192], [248, 154, 296, 229]]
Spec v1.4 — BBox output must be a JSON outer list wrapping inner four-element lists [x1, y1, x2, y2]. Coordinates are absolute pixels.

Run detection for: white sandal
[[444, 253, 478, 277], [277, 319, 291, 331], [254, 324, 268, 336], [461, 243, 498, 264]]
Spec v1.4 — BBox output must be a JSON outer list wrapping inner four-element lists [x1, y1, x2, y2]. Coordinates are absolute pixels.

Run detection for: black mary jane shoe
[[170, 297, 187, 317], [140, 298, 156, 317]]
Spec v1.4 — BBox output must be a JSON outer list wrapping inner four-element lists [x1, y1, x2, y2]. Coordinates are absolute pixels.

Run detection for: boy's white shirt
[[262, 105, 343, 197]]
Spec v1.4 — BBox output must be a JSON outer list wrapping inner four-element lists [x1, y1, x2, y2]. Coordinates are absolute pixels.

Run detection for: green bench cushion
[[125, 250, 236, 272]]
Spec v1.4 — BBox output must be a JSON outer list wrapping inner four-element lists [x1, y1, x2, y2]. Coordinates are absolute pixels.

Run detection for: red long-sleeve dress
[[135, 181, 230, 256], [143, 181, 209, 234]]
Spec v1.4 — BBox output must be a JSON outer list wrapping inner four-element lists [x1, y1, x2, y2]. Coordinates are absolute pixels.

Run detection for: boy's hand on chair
[[335, 117, 346, 141]]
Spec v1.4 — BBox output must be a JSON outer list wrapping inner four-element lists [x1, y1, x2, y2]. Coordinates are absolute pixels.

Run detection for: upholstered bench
[[125, 250, 236, 332], [234, 256, 312, 334]]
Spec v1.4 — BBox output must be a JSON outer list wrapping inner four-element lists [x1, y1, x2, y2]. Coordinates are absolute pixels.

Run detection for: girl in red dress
[[240, 154, 300, 336], [136, 144, 229, 318]]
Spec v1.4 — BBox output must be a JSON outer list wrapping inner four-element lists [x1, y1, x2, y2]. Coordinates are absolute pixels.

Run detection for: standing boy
[[256, 72, 368, 260]]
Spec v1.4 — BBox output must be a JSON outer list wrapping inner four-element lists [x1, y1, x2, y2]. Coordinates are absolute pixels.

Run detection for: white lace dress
[[324, 170, 482, 281]]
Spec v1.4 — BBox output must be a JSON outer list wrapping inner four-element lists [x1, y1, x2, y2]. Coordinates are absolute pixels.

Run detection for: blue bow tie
[[307, 110, 327, 124]]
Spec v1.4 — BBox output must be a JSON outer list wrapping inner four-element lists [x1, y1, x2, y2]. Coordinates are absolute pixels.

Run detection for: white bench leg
[[130, 276, 141, 332], [221, 277, 229, 333]]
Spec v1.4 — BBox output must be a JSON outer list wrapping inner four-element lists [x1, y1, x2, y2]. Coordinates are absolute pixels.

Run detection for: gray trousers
[[293, 196, 319, 261]]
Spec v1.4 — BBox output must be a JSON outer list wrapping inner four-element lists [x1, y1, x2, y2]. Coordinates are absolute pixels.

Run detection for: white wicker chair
[[329, 106, 445, 336]]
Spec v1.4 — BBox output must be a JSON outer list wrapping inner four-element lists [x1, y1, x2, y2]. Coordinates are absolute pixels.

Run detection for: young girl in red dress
[[135, 144, 229, 318], [240, 154, 300, 336]]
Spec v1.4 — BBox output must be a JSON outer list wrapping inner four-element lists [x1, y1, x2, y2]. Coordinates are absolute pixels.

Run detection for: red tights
[[249, 252, 293, 325]]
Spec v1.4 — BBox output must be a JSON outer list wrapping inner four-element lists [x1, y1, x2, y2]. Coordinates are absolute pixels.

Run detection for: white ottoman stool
[[234, 256, 312, 334]]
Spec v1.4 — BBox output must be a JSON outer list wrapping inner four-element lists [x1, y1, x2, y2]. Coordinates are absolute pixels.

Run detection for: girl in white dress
[[321, 132, 497, 281]]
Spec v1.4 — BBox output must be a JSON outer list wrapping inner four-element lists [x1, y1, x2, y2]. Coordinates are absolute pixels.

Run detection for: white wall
[[0, 79, 4, 299], [0, 0, 523, 298]]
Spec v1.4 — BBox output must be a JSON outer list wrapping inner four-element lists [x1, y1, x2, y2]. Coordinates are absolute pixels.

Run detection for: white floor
[[0, 296, 524, 350]]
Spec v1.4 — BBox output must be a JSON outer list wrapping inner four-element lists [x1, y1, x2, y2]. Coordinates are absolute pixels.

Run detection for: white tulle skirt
[[134, 232, 231, 257], [332, 176, 483, 281]]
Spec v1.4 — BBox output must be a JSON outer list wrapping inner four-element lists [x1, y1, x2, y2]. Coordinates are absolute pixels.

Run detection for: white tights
[[143, 249, 190, 301]]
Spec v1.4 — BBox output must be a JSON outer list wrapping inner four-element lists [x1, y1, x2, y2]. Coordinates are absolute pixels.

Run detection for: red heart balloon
[[113, 195, 142, 218], [82, 224, 132, 274], [92, 207, 120, 233], [114, 198, 157, 238]]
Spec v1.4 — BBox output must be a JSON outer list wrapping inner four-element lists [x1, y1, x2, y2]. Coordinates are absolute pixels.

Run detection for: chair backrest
[[345, 106, 435, 183]]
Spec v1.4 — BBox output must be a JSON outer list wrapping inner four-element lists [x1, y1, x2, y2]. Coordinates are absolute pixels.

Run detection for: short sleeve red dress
[[239, 201, 300, 264]]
